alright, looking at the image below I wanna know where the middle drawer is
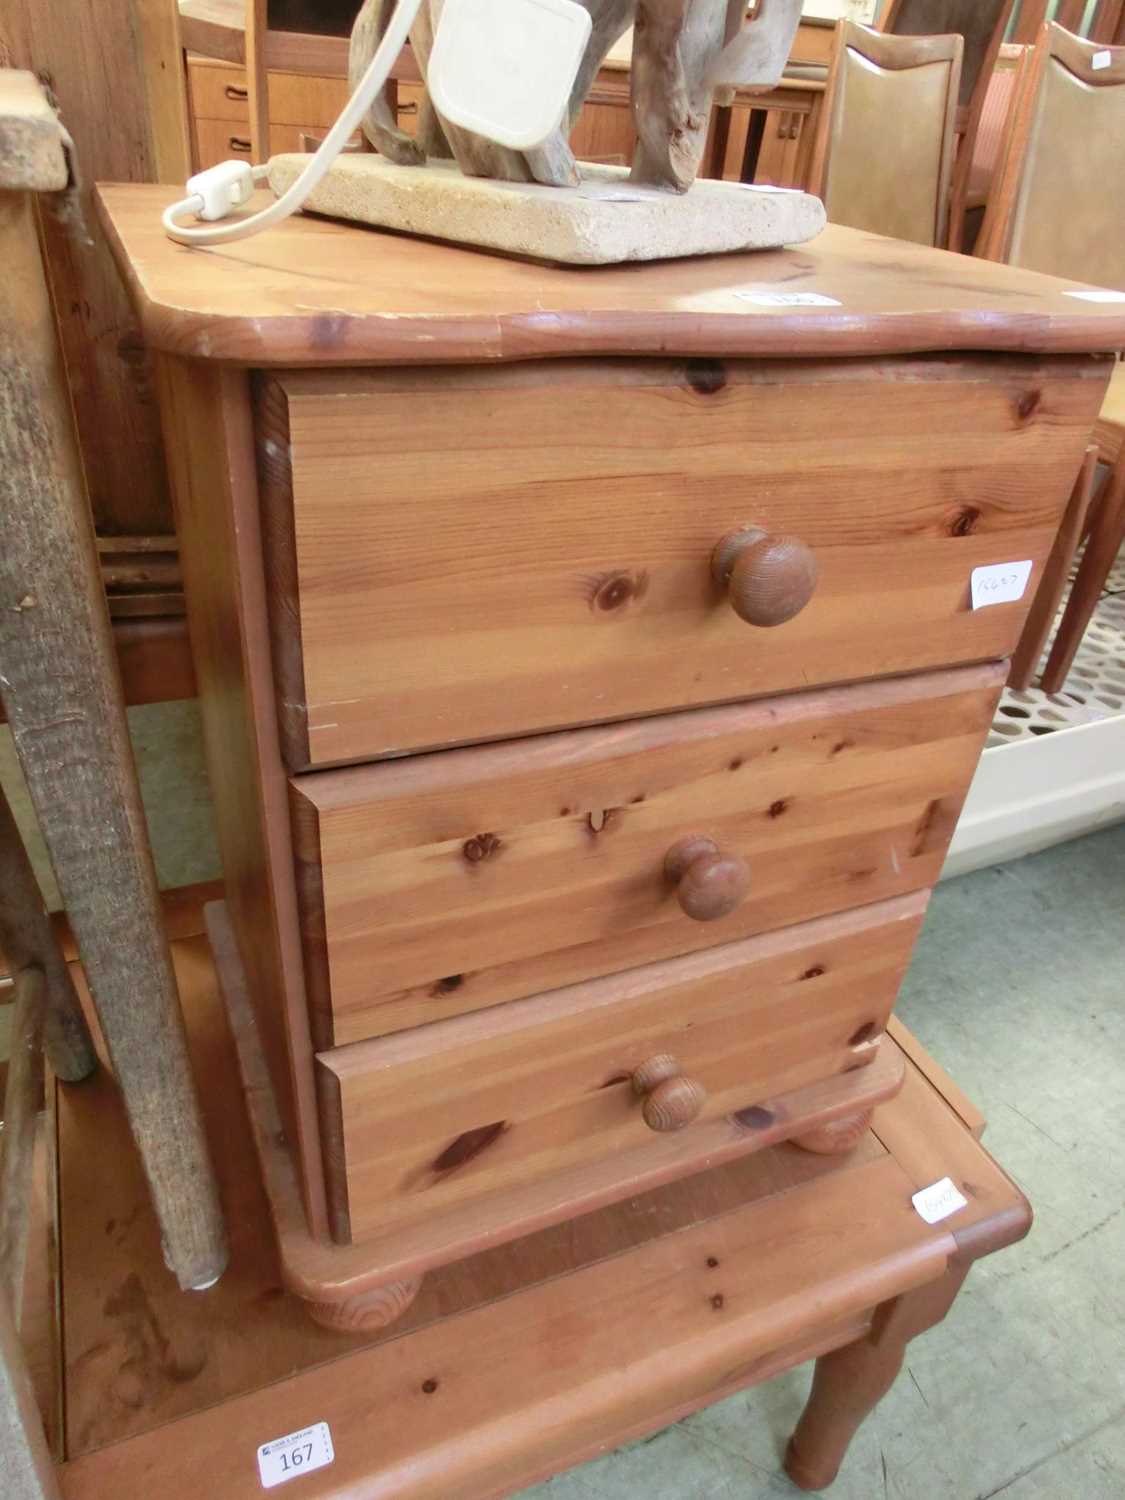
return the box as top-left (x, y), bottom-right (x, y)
top-left (291, 661), bottom-right (1001, 1046)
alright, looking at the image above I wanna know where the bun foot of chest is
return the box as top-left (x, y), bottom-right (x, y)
top-left (790, 1108), bottom-right (877, 1156)
top-left (306, 1274), bottom-right (423, 1333)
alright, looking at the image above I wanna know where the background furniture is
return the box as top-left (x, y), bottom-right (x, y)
top-left (1, 0), bottom-right (197, 707)
top-left (25, 900), bottom-right (1029, 1497)
top-left (100, 185), bottom-right (1121, 1334)
top-left (978, 25), bottom-right (1125, 691)
top-left (0, 71), bottom-right (226, 1295)
top-left (880, 0), bottom-right (1015, 248)
top-left (808, 22), bottom-right (962, 245)
top-left (957, 42), bottom-right (1027, 251)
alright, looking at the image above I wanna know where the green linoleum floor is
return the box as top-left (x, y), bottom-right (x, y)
top-left (518, 823), bottom-right (1125, 1500)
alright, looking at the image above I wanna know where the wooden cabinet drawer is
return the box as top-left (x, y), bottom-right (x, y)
top-left (396, 80), bottom-right (423, 135)
top-left (193, 118), bottom-right (310, 170)
top-left (257, 354), bottom-right (1097, 769)
top-left (291, 663), bottom-right (1001, 1046)
top-left (318, 892), bottom-right (927, 1245)
top-left (187, 61), bottom-right (348, 126)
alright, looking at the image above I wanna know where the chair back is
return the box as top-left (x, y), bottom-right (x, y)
top-left (966, 44), bottom-right (1028, 207)
top-left (882, 0), bottom-right (1012, 108)
top-left (977, 24), bottom-right (1125, 287)
top-left (810, 22), bottom-right (962, 247)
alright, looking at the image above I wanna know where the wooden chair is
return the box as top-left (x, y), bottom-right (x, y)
top-left (959, 43), bottom-right (1028, 248)
top-left (977, 25), bottom-right (1125, 691)
top-left (880, 0), bottom-right (1016, 249)
top-left (808, 22), bottom-right (962, 248)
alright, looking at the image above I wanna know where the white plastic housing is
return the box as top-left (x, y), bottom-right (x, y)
top-left (428, 0), bottom-right (593, 151)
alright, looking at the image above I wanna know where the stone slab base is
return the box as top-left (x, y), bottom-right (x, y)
top-left (268, 154), bottom-right (826, 265)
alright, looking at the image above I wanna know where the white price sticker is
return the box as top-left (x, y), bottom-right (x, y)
top-left (912, 1176), bottom-right (968, 1225)
top-left (1092, 49), bottom-right (1112, 69)
top-left (1065, 288), bottom-right (1125, 302)
top-left (735, 291), bottom-right (842, 307)
top-left (257, 1422), bottom-right (334, 1489)
top-left (970, 560), bottom-right (1032, 610)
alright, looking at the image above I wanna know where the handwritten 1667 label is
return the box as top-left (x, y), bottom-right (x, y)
top-left (257, 1422), bottom-right (334, 1489)
top-left (912, 1177), bottom-right (968, 1225)
top-left (970, 560), bottom-right (1032, 611)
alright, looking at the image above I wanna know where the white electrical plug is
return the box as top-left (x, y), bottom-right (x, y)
top-left (184, 160), bottom-right (257, 221)
top-left (428, 0), bottom-right (592, 150)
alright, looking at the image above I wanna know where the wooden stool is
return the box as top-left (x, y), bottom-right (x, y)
top-left (51, 911), bottom-right (1029, 1498)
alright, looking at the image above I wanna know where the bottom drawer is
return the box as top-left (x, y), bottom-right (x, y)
top-left (318, 891), bottom-right (928, 1245)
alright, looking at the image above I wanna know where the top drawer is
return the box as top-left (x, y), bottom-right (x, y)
top-left (256, 354), bottom-right (1101, 768)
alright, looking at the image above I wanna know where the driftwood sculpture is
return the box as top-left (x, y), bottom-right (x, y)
top-left (351, 0), bottom-right (804, 194)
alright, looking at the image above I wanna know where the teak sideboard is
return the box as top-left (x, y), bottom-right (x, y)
top-left (98, 186), bottom-right (1124, 1332)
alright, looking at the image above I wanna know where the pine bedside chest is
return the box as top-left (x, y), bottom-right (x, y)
top-left (99, 186), bottom-right (1124, 1331)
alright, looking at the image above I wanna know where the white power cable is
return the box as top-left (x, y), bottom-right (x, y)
top-left (162, 0), bottom-right (424, 246)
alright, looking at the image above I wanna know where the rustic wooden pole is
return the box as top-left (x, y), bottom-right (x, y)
top-left (0, 787), bottom-right (97, 1085)
top-left (0, 1281), bottom-right (60, 1500)
top-left (0, 968), bottom-right (46, 1317)
top-left (0, 72), bottom-right (227, 1291)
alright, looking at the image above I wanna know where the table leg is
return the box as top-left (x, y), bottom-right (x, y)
top-left (784, 1264), bottom-right (968, 1490)
top-left (0, 189), bottom-right (226, 1291)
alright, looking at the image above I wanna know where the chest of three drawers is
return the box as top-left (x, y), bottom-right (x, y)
top-left (115, 210), bottom-right (1115, 1331)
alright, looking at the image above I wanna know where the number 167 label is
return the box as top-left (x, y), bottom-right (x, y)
top-left (257, 1421), bottom-right (335, 1489)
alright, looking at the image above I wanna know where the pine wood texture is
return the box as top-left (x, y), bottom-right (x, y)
top-left (216, 895), bottom-right (907, 1293)
top-left (5, 7), bottom-right (174, 537)
top-left (318, 894), bottom-right (926, 1246)
top-left (96, 185), bottom-right (1125, 365)
top-left (153, 356), bottom-right (330, 1237)
top-left (263, 355), bottom-right (1101, 767)
top-left (56, 917), bottom-right (1031, 1500)
top-left (52, 920), bottom-right (878, 1455)
top-left (293, 665), bottom-right (999, 1045)
top-left (0, 189), bottom-right (224, 1292)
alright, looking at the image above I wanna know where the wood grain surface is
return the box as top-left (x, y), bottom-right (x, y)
top-left (6, 8), bottom-right (174, 536)
top-left (292, 664), bottom-right (1001, 1045)
top-left (57, 921), bottom-right (879, 1454)
top-left (56, 912), bottom-right (1030, 1500)
top-left (96, 185), bottom-right (1125, 365)
top-left (154, 356), bottom-right (329, 1236)
top-left (57, 926), bottom-right (1030, 1500)
top-left (264, 354), bottom-right (1102, 766)
top-left (319, 893), bottom-right (927, 1244)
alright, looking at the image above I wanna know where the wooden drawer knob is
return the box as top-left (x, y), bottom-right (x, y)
top-left (632, 1054), bottom-right (707, 1132)
top-left (712, 527), bottom-right (818, 627)
top-left (664, 835), bottom-right (750, 921)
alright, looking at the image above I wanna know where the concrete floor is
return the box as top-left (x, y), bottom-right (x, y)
top-left (520, 823), bottom-right (1125, 1500)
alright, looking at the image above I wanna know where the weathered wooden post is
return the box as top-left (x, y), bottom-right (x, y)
top-left (0, 70), bottom-right (227, 1293)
